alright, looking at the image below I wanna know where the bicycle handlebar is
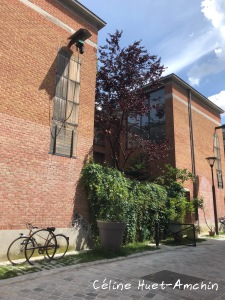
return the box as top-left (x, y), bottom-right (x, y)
top-left (26, 223), bottom-right (38, 230)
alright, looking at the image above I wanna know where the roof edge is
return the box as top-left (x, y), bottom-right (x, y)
top-left (163, 73), bottom-right (224, 114)
top-left (56, 0), bottom-right (106, 31)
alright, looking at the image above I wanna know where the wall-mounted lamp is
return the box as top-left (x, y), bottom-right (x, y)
top-left (205, 156), bottom-right (219, 235)
top-left (68, 28), bottom-right (92, 54)
top-left (215, 124), bottom-right (225, 130)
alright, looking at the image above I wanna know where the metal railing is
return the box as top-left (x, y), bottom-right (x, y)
top-left (155, 222), bottom-right (197, 247)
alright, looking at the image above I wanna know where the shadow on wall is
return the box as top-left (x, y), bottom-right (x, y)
top-left (39, 47), bottom-right (73, 99)
top-left (71, 147), bottom-right (94, 250)
top-left (70, 212), bottom-right (93, 251)
top-left (39, 55), bottom-right (57, 100)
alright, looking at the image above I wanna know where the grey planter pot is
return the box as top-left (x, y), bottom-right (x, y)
top-left (97, 221), bottom-right (126, 251)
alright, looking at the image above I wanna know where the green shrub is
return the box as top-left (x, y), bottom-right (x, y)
top-left (130, 181), bottom-right (167, 241)
top-left (82, 163), bottom-right (133, 244)
top-left (81, 162), bottom-right (168, 245)
top-left (81, 162), bottom-right (194, 245)
top-left (164, 178), bottom-right (194, 223)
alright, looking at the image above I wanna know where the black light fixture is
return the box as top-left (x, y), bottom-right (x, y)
top-left (68, 28), bottom-right (92, 54)
top-left (215, 124), bottom-right (225, 130)
top-left (205, 156), bottom-right (219, 235)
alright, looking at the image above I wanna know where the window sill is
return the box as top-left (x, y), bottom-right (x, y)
top-left (49, 152), bottom-right (76, 159)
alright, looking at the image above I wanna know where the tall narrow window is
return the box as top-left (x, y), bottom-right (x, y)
top-left (214, 134), bottom-right (223, 189)
top-left (50, 49), bottom-right (81, 157)
top-left (223, 128), bottom-right (225, 152)
top-left (127, 87), bottom-right (166, 147)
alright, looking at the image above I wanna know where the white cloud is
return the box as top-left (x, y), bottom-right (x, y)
top-left (188, 51), bottom-right (225, 86)
top-left (163, 31), bottom-right (217, 76)
top-left (188, 77), bottom-right (200, 86)
top-left (188, 0), bottom-right (225, 85)
top-left (215, 48), bottom-right (222, 54)
top-left (208, 90), bottom-right (225, 118)
top-left (201, 0), bottom-right (225, 39)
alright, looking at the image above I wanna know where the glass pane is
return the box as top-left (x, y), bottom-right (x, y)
top-left (128, 116), bottom-right (141, 135)
top-left (69, 59), bottom-right (80, 82)
top-left (71, 129), bottom-right (77, 157)
top-left (49, 124), bottom-right (56, 153)
top-left (55, 127), bottom-right (72, 156)
top-left (213, 134), bottom-right (222, 172)
top-left (74, 83), bottom-right (80, 103)
top-left (149, 124), bottom-right (166, 143)
top-left (150, 89), bottom-right (166, 123)
top-left (67, 80), bottom-right (75, 102)
top-left (141, 114), bottom-right (149, 139)
top-left (94, 129), bottom-right (104, 146)
top-left (149, 88), bottom-right (166, 142)
top-left (55, 75), bottom-right (68, 99)
top-left (67, 81), bottom-right (80, 103)
top-left (53, 97), bottom-right (66, 120)
top-left (66, 102), bottom-right (79, 125)
top-left (57, 54), bottom-right (69, 77)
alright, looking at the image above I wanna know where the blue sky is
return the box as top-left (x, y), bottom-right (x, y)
top-left (80, 0), bottom-right (225, 123)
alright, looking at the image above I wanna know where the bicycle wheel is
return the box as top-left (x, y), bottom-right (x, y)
top-left (47, 234), bottom-right (69, 259)
top-left (25, 229), bottom-right (57, 265)
top-left (7, 236), bottom-right (34, 265)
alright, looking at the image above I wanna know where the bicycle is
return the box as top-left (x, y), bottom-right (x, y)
top-left (25, 231), bottom-right (69, 264)
top-left (7, 223), bottom-right (69, 265)
top-left (24, 226), bottom-right (57, 265)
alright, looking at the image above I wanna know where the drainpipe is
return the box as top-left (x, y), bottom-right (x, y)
top-left (188, 89), bottom-right (198, 219)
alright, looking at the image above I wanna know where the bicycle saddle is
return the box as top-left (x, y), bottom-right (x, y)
top-left (47, 227), bottom-right (55, 232)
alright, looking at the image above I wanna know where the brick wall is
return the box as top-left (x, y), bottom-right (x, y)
top-left (170, 80), bottom-right (225, 228)
top-left (143, 77), bottom-right (225, 230)
top-left (0, 0), bottom-right (100, 230)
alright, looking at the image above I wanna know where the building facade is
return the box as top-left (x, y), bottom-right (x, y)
top-left (94, 74), bottom-right (225, 231)
top-left (223, 128), bottom-right (225, 152)
top-left (0, 0), bottom-right (105, 260)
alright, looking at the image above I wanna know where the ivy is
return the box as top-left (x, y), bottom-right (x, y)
top-left (81, 162), bottom-right (194, 245)
top-left (81, 162), bottom-right (169, 245)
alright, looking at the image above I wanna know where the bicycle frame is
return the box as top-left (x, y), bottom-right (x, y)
top-left (24, 228), bottom-right (57, 265)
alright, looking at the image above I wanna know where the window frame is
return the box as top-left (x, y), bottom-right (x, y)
top-left (49, 49), bottom-right (81, 158)
top-left (127, 87), bottom-right (166, 147)
top-left (213, 134), bottom-right (224, 189)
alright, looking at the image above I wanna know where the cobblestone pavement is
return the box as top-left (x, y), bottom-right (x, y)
top-left (0, 239), bottom-right (225, 300)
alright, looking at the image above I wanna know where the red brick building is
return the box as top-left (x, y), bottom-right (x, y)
top-left (0, 0), bottom-right (105, 259)
top-left (94, 74), bottom-right (225, 231)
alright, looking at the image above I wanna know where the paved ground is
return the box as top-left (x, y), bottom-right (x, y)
top-left (0, 238), bottom-right (225, 300)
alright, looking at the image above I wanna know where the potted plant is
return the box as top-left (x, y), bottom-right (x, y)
top-left (96, 196), bottom-right (129, 250)
top-left (82, 162), bottom-right (130, 250)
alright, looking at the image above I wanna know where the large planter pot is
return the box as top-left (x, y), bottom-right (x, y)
top-left (97, 221), bottom-right (126, 251)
